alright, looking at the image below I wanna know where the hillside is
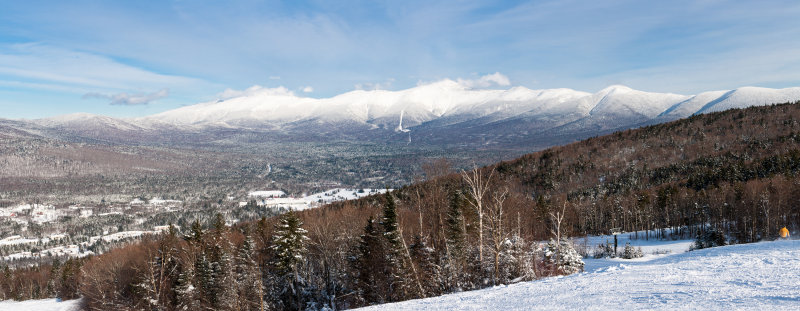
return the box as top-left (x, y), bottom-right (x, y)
top-left (358, 239), bottom-right (800, 311)
top-left (2, 101), bottom-right (800, 310)
top-left (364, 99), bottom-right (800, 243)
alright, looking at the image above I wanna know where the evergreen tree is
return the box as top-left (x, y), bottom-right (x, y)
top-left (380, 192), bottom-right (410, 302)
top-left (194, 252), bottom-right (215, 308)
top-left (236, 229), bottom-right (264, 311)
top-left (500, 235), bottom-right (534, 283)
top-left (271, 210), bottom-right (310, 311)
top-left (210, 242), bottom-right (237, 310)
top-left (58, 258), bottom-right (80, 300)
top-left (382, 192), bottom-right (402, 249)
top-left (542, 239), bottom-right (584, 276)
top-left (446, 190), bottom-right (466, 259)
top-left (594, 240), bottom-right (616, 258)
top-left (213, 213), bottom-right (227, 233)
top-left (694, 229), bottom-right (727, 249)
top-left (353, 217), bottom-right (387, 304)
top-left (621, 242), bottom-right (644, 259)
top-left (207, 215), bottom-right (237, 311)
top-left (46, 259), bottom-right (61, 298)
top-left (175, 260), bottom-right (201, 311)
top-left (188, 220), bottom-right (204, 243)
top-left (444, 190), bottom-right (466, 291)
top-left (409, 235), bottom-right (443, 297)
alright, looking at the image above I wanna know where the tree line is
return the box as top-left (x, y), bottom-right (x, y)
top-left (3, 101), bottom-right (800, 309)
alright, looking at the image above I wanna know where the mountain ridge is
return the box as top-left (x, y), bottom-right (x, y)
top-left (8, 82), bottom-right (800, 149)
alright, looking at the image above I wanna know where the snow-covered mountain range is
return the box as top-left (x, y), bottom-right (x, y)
top-left (19, 81), bottom-right (800, 147)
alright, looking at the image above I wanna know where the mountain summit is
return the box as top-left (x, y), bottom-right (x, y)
top-left (25, 83), bottom-right (800, 148)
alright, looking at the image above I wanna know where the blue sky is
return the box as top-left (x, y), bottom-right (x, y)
top-left (2, 0), bottom-right (800, 119)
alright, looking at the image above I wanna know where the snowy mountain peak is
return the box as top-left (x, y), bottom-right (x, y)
top-left (27, 83), bottom-right (800, 147)
top-left (39, 112), bottom-right (105, 123)
top-left (693, 86), bottom-right (800, 115)
top-left (140, 83), bottom-right (800, 134)
top-left (597, 84), bottom-right (634, 95)
top-left (589, 86), bottom-right (689, 119)
top-left (35, 112), bottom-right (145, 131)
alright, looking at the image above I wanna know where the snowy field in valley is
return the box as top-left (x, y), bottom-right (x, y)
top-left (0, 298), bottom-right (81, 311)
top-left (358, 239), bottom-right (800, 310)
top-left (302, 188), bottom-right (390, 204)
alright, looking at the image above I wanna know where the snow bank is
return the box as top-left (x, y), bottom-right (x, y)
top-left (358, 240), bottom-right (800, 310)
top-left (0, 298), bottom-right (81, 311)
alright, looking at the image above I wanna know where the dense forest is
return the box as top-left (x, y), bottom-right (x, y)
top-left (2, 101), bottom-right (800, 310)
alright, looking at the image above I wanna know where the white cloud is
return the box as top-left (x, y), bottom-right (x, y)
top-left (302, 86), bottom-right (314, 93)
top-left (83, 88), bottom-right (169, 106)
top-left (456, 72), bottom-right (511, 88)
top-left (0, 42), bottom-right (220, 112)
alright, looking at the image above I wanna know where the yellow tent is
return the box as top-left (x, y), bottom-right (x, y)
top-left (780, 227), bottom-right (790, 238)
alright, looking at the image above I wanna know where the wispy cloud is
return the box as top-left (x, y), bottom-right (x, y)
top-left (2, 0), bottom-right (800, 118)
top-left (83, 88), bottom-right (169, 106)
top-left (457, 72), bottom-right (510, 88)
top-left (355, 78), bottom-right (395, 91)
top-left (0, 43), bottom-right (210, 91)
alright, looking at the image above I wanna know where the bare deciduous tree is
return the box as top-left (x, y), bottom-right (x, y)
top-left (487, 188), bottom-right (508, 285)
top-left (461, 165), bottom-right (495, 265)
top-left (549, 201), bottom-right (568, 267)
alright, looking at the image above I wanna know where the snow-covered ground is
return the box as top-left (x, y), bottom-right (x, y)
top-left (0, 298), bottom-right (81, 311)
top-left (358, 239), bottom-right (800, 310)
top-left (243, 188), bottom-right (389, 211)
top-left (303, 188), bottom-right (390, 204)
top-left (579, 230), bottom-right (694, 253)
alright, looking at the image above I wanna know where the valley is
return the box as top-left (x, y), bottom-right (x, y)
top-left (2, 98), bottom-right (800, 310)
top-left (3, 2), bottom-right (800, 310)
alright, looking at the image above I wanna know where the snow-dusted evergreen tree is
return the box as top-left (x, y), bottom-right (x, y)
top-left (621, 242), bottom-right (644, 259)
top-left (593, 240), bottom-right (616, 258)
top-left (194, 252), bottom-right (214, 308)
top-left (381, 192), bottom-right (402, 250)
top-left (353, 217), bottom-right (388, 304)
top-left (409, 234), bottom-right (443, 297)
top-left (271, 210), bottom-right (309, 310)
top-left (500, 235), bottom-right (535, 283)
top-left (46, 259), bottom-right (60, 298)
top-left (236, 229), bottom-right (264, 311)
top-left (209, 214), bottom-right (237, 310)
top-left (380, 191), bottom-right (410, 302)
top-left (542, 239), bottom-right (584, 275)
top-left (188, 220), bottom-right (203, 243)
top-left (174, 261), bottom-right (201, 311)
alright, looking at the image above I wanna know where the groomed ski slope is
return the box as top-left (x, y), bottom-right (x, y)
top-left (0, 298), bottom-right (81, 311)
top-left (358, 239), bottom-right (800, 310)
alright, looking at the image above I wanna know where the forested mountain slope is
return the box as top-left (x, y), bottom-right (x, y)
top-left (3, 101), bottom-right (800, 310)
